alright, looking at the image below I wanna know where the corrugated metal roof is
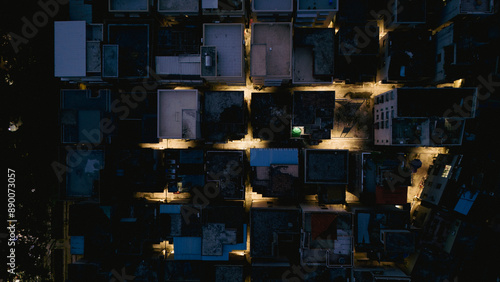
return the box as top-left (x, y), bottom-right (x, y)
top-left (71, 236), bottom-right (84, 255)
top-left (55, 21), bottom-right (86, 77)
top-left (156, 56), bottom-right (201, 75)
top-left (160, 204), bottom-right (182, 214)
top-left (250, 148), bottom-right (299, 166)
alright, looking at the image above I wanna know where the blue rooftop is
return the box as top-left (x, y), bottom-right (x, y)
top-left (250, 148), bottom-right (299, 167)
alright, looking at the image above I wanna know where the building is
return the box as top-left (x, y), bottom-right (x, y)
top-left (419, 154), bottom-right (463, 206)
top-left (295, 0), bottom-right (338, 27)
top-left (353, 205), bottom-right (413, 262)
top-left (378, 30), bottom-right (433, 83)
top-left (205, 151), bottom-right (245, 200)
top-left (251, 92), bottom-right (293, 141)
top-left (250, 23), bottom-right (292, 86)
top-left (203, 91), bottom-right (246, 142)
top-left (60, 89), bottom-right (111, 144)
top-left (435, 0), bottom-right (495, 27)
top-left (434, 22), bottom-right (493, 84)
top-left (201, 0), bottom-right (245, 19)
top-left (164, 149), bottom-right (205, 193)
top-left (155, 26), bottom-right (203, 84)
top-left (54, 21), bottom-right (106, 82)
top-left (108, 0), bottom-right (150, 14)
top-left (337, 23), bottom-right (379, 83)
top-left (201, 24), bottom-right (245, 85)
top-left (158, 0), bottom-right (199, 16)
top-left (359, 152), bottom-right (411, 205)
top-left (304, 149), bottom-right (349, 185)
top-left (373, 87), bottom-right (477, 146)
top-left (251, 0), bottom-right (293, 22)
top-left (250, 148), bottom-right (299, 198)
top-left (293, 28), bottom-right (334, 84)
top-left (384, 0), bottom-right (426, 30)
top-left (250, 200), bottom-right (301, 261)
top-left (299, 203), bottom-right (353, 267)
top-left (160, 203), bottom-right (247, 261)
top-left (157, 89), bottom-right (201, 140)
top-left (100, 149), bottom-right (165, 201)
top-left (292, 91), bottom-right (335, 140)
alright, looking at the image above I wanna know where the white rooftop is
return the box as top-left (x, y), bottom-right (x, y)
top-left (203, 24), bottom-right (244, 77)
top-left (54, 21), bottom-right (86, 77)
top-left (156, 56), bottom-right (201, 75)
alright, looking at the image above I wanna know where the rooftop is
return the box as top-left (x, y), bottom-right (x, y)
top-left (108, 0), bottom-right (149, 12)
top-left (155, 55), bottom-right (201, 76)
top-left (252, 0), bottom-right (292, 11)
top-left (250, 202), bottom-right (300, 258)
top-left (203, 91), bottom-right (246, 142)
top-left (202, 0), bottom-right (243, 11)
top-left (251, 92), bottom-right (292, 141)
top-left (206, 151), bottom-right (244, 199)
top-left (293, 28), bottom-right (334, 83)
top-left (157, 90), bottom-right (200, 139)
top-left (384, 31), bottom-right (433, 82)
top-left (396, 88), bottom-right (477, 118)
top-left (293, 91), bottom-right (335, 139)
top-left (158, 0), bottom-right (199, 13)
top-left (203, 24), bottom-right (244, 77)
top-left (66, 150), bottom-right (103, 198)
top-left (60, 89), bottom-right (110, 143)
top-left (54, 21), bottom-right (86, 77)
top-left (298, 0), bottom-right (338, 11)
top-left (305, 150), bottom-right (348, 184)
top-left (251, 23), bottom-right (292, 78)
top-left (355, 207), bottom-right (409, 255)
top-left (250, 149), bottom-right (299, 197)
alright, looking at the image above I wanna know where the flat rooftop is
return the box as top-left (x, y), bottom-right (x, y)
top-left (157, 90), bottom-right (200, 139)
top-left (293, 91), bottom-right (335, 125)
top-left (66, 150), bottom-right (103, 197)
top-left (158, 0), bottom-right (199, 12)
top-left (203, 91), bottom-right (245, 142)
top-left (251, 92), bottom-right (292, 140)
top-left (305, 150), bottom-right (348, 184)
top-left (396, 88), bottom-right (476, 118)
top-left (251, 23), bottom-right (292, 77)
top-left (108, 0), bottom-right (149, 11)
top-left (252, 0), bottom-right (292, 11)
top-left (54, 21), bottom-right (86, 77)
top-left (206, 151), bottom-right (244, 199)
top-left (294, 28), bottom-right (334, 83)
top-left (298, 0), bottom-right (338, 11)
top-left (250, 205), bottom-right (300, 258)
top-left (203, 24), bottom-right (244, 77)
